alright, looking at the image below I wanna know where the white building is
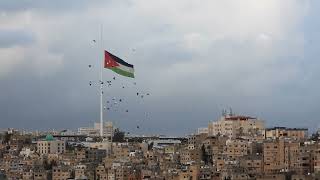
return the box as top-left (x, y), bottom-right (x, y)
top-left (37, 134), bottom-right (66, 155)
top-left (78, 121), bottom-right (113, 137)
top-left (20, 147), bottom-right (34, 157)
top-left (197, 127), bottom-right (209, 135)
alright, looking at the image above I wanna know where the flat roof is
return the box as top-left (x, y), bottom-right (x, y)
top-left (266, 127), bottom-right (308, 131)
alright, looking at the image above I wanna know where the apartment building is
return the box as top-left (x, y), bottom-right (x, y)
top-left (36, 134), bottom-right (65, 155)
top-left (265, 127), bottom-right (308, 140)
top-left (52, 166), bottom-right (71, 180)
top-left (263, 140), bottom-right (285, 174)
top-left (208, 115), bottom-right (264, 138)
top-left (224, 139), bottom-right (251, 160)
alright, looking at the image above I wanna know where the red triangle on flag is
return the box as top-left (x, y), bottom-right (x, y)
top-left (104, 51), bottom-right (119, 68)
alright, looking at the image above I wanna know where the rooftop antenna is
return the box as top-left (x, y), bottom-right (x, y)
top-left (229, 107), bottom-right (233, 116)
top-left (222, 109), bottom-right (227, 117)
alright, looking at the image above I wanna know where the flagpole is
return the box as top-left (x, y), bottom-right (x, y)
top-left (100, 25), bottom-right (104, 138)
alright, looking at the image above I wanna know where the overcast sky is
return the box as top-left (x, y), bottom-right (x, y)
top-left (1, 0), bottom-right (319, 136)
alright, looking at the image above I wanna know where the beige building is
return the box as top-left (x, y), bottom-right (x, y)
top-left (263, 139), bottom-right (315, 175)
top-left (265, 127), bottom-right (308, 140)
top-left (180, 146), bottom-right (202, 165)
top-left (78, 121), bottom-right (114, 137)
top-left (96, 165), bottom-right (108, 180)
top-left (33, 167), bottom-right (48, 180)
top-left (52, 166), bottom-right (71, 180)
top-left (291, 174), bottom-right (313, 180)
top-left (164, 145), bottom-right (176, 154)
top-left (263, 140), bottom-right (285, 174)
top-left (113, 144), bottom-right (130, 160)
top-left (224, 139), bottom-right (251, 160)
top-left (256, 174), bottom-right (286, 180)
top-left (36, 134), bottom-right (65, 155)
top-left (314, 145), bottom-right (320, 173)
top-left (208, 115), bottom-right (264, 138)
top-left (22, 170), bottom-right (33, 180)
top-left (284, 142), bottom-right (314, 174)
top-left (240, 155), bottom-right (263, 175)
top-left (177, 165), bottom-right (199, 180)
top-left (202, 136), bottom-right (227, 165)
top-left (188, 133), bottom-right (207, 149)
top-left (75, 164), bottom-right (87, 179)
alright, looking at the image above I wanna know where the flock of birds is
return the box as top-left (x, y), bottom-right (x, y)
top-left (87, 64), bottom-right (151, 130)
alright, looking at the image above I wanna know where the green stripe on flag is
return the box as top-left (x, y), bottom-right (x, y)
top-left (108, 67), bottom-right (135, 78)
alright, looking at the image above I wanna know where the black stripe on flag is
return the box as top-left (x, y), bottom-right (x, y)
top-left (105, 51), bottom-right (134, 68)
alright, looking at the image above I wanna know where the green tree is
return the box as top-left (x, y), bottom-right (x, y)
top-left (3, 133), bottom-right (11, 144)
top-left (201, 144), bottom-right (209, 164)
top-left (113, 128), bottom-right (125, 142)
top-left (148, 142), bottom-right (154, 150)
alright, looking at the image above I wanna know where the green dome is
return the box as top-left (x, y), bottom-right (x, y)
top-left (45, 134), bottom-right (54, 141)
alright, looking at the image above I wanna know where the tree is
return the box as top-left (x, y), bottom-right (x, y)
top-left (3, 132), bottom-right (11, 144)
top-left (66, 142), bottom-right (75, 151)
top-left (148, 142), bottom-right (154, 150)
top-left (311, 132), bottom-right (320, 141)
top-left (44, 159), bottom-right (57, 170)
top-left (113, 128), bottom-right (125, 142)
top-left (201, 144), bottom-right (209, 164)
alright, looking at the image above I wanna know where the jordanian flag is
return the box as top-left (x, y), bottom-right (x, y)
top-left (104, 50), bottom-right (134, 78)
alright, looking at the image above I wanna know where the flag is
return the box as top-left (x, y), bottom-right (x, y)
top-left (104, 50), bottom-right (134, 78)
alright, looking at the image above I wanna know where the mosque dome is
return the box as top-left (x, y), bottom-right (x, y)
top-left (45, 134), bottom-right (54, 141)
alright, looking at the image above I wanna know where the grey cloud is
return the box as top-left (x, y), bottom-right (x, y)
top-left (0, 0), bottom-right (105, 13)
top-left (0, 29), bottom-right (35, 48)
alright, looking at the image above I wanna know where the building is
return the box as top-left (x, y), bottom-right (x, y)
top-left (197, 128), bottom-right (208, 135)
top-left (33, 167), bottom-right (48, 180)
top-left (314, 144), bottom-right (320, 173)
top-left (52, 166), bottom-right (71, 180)
top-left (113, 144), bottom-right (130, 160)
top-left (224, 139), bottom-right (251, 160)
top-left (265, 127), bottom-right (308, 140)
top-left (75, 164), bottom-right (87, 179)
top-left (180, 146), bottom-right (202, 165)
top-left (78, 121), bottom-right (114, 137)
top-left (36, 134), bottom-right (65, 155)
top-left (263, 139), bottom-right (285, 174)
top-left (239, 155), bottom-right (263, 175)
top-left (188, 133), bottom-right (207, 149)
top-left (208, 114), bottom-right (264, 138)
top-left (202, 136), bottom-right (227, 165)
top-left (95, 165), bottom-right (107, 180)
top-left (85, 148), bottom-right (107, 163)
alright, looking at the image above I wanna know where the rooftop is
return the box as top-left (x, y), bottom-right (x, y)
top-left (266, 127), bottom-right (308, 131)
top-left (224, 115), bottom-right (256, 121)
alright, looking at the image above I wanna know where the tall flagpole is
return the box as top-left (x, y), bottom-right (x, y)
top-left (100, 25), bottom-right (104, 138)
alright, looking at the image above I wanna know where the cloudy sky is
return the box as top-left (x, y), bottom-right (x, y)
top-left (1, 0), bottom-right (319, 136)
